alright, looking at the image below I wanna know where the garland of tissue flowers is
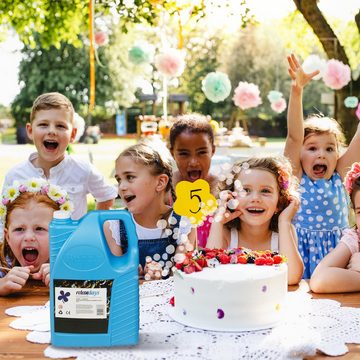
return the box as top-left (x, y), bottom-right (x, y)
top-left (0, 178), bottom-right (73, 223)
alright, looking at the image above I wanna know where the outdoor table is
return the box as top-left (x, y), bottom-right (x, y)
top-left (0, 280), bottom-right (359, 360)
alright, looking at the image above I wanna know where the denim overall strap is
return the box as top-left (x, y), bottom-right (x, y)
top-left (119, 212), bottom-right (181, 269)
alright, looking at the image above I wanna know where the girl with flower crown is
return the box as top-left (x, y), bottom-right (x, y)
top-left (285, 54), bottom-right (360, 278)
top-left (206, 155), bottom-right (304, 285)
top-left (310, 163), bottom-right (360, 293)
top-left (0, 178), bottom-right (72, 296)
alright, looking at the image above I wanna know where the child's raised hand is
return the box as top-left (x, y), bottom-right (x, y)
top-left (216, 190), bottom-right (242, 224)
top-left (278, 196), bottom-right (300, 223)
top-left (32, 263), bottom-right (50, 287)
top-left (0, 266), bottom-right (33, 296)
top-left (287, 54), bottom-right (320, 92)
top-left (347, 252), bottom-right (360, 272)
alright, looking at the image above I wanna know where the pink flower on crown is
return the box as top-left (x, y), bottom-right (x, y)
top-left (41, 184), bottom-right (49, 195)
top-left (278, 168), bottom-right (290, 191)
top-left (19, 184), bottom-right (27, 193)
top-left (344, 162), bottom-right (360, 194)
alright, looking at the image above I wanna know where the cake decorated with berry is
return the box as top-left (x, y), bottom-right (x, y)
top-left (171, 248), bottom-right (287, 331)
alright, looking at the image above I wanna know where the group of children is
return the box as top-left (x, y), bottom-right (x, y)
top-left (1, 54), bottom-right (359, 296)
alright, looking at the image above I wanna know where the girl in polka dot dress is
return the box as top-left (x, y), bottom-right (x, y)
top-left (310, 162), bottom-right (360, 293)
top-left (104, 143), bottom-right (195, 281)
top-left (285, 54), bottom-right (360, 278)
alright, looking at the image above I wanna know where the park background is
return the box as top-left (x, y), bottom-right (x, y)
top-left (0, 0), bottom-right (359, 201)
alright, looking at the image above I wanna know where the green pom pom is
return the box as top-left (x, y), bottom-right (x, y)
top-left (201, 72), bottom-right (231, 103)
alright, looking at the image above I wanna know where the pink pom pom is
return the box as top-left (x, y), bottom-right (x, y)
top-left (271, 98), bottom-right (287, 113)
top-left (94, 31), bottom-right (108, 46)
top-left (323, 59), bottom-right (351, 90)
top-left (155, 49), bottom-right (185, 77)
top-left (2, 198), bottom-right (9, 205)
top-left (233, 82), bottom-right (262, 110)
top-left (356, 103), bottom-right (360, 121)
top-left (58, 197), bottom-right (66, 205)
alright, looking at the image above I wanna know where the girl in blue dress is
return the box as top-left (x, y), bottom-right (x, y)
top-left (104, 142), bottom-right (195, 280)
top-left (285, 54), bottom-right (360, 278)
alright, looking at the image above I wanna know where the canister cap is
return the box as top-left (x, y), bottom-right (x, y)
top-left (53, 210), bottom-right (71, 219)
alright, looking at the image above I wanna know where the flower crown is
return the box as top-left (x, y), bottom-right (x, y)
top-left (344, 162), bottom-right (360, 195)
top-left (0, 178), bottom-right (73, 223)
top-left (278, 168), bottom-right (290, 192)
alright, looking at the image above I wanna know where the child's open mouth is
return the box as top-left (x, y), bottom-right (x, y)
top-left (22, 247), bottom-right (39, 264)
top-left (246, 207), bottom-right (265, 214)
top-left (187, 170), bottom-right (201, 181)
top-left (313, 164), bottom-right (327, 177)
top-left (124, 194), bottom-right (136, 204)
top-left (44, 140), bottom-right (59, 150)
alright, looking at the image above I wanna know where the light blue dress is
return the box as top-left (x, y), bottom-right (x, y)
top-left (294, 172), bottom-right (349, 278)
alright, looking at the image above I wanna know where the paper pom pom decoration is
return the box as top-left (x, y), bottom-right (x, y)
top-left (267, 90), bottom-right (287, 113)
top-left (302, 55), bottom-right (326, 80)
top-left (128, 43), bottom-right (154, 65)
top-left (155, 48), bottom-right (185, 78)
top-left (233, 81), bottom-right (262, 110)
top-left (271, 98), bottom-right (287, 113)
top-left (344, 96), bottom-right (358, 108)
top-left (94, 31), bottom-right (108, 46)
top-left (356, 103), bottom-right (360, 120)
top-left (73, 113), bottom-right (85, 142)
top-left (267, 90), bottom-right (283, 103)
top-left (323, 59), bottom-right (351, 90)
top-left (202, 72), bottom-right (231, 103)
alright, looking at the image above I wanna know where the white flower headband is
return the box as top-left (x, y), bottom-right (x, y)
top-left (0, 178), bottom-right (73, 224)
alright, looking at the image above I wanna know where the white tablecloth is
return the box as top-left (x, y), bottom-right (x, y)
top-left (6, 279), bottom-right (360, 359)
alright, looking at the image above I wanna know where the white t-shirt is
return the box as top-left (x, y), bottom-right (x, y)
top-left (108, 212), bottom-right (192, 245)
top-left (229, 228), bottom-right (279, 252)
top-left (3, 152), bottom-right (117, 220)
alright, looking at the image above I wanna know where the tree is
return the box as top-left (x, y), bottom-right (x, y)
top-left (292, 0), bottom-right (360, 143)
top-left (11, 36), bottom-right (113, 128)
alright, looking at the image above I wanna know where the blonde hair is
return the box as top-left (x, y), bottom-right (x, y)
top-left (218, 155), bottom-right (299, 232)
top-left (304, 115), bottom-right (346, 148)
top-left (30, 92), bottom-right (74, 124)
top-left (0, 192), bottom-right (59, 269)
top-left (117, 142), bottom-right (175, 201)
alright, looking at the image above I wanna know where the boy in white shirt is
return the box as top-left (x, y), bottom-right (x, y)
top-left (2, 92), bottom-right (117, 220)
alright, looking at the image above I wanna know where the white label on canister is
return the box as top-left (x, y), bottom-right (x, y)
top-left (55, 287), bottom-right (107, 319)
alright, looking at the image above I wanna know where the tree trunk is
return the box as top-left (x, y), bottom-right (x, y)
top-left (293, 0), bottom-right (360, 144)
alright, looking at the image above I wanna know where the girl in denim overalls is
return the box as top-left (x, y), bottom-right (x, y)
top-left (104, 143), bottom-right (195, 280)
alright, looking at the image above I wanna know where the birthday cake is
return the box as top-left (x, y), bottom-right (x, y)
top-left (171, 248), bottom-right (287, 331)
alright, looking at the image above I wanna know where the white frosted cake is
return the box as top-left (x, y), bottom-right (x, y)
top-left (171, 248), bottom-right (287, 331)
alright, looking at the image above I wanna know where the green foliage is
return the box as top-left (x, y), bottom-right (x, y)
top-left (178, 30), bottom-right (221, 115)
top-left (0, 104), bottom-right (11, 119)
top-left (11, 36), bottom-right (113, 126)
top-left (0, 0), bottom-right (89, 48)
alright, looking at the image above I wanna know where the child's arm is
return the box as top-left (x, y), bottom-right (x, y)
top-left (284, 54), bottom-right (320, 179)
top-left (32, 263), bottom-right (50, 286)
top-left (347, 252), bottom-right (360, 272)
top-left (310, 243), bottom-right (360, 293)
top-left (337, 121), bottom-right (360, 179)
top-left (206, 200), bottom-right (241, 249)
top-left (278, 197), bottom-right (304, 285)
top-left (96, 199), bottom-right (115, 210)
top-left (206, 221), bottom-right (227, 249)
top-left (103, 221), bottom-right (123, 256)
top-left (0, 266), bottom-right (32, 296)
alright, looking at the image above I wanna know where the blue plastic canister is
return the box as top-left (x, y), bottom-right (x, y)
top-left (49, 210), bottom-right (139, 347)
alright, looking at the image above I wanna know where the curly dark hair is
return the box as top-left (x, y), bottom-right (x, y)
top-left (169, 114), bottom-right (214, 150)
